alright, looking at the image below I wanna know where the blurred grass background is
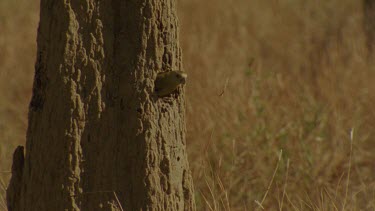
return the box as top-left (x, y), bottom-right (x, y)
top-left (1, 0), bottom-right (375, 210)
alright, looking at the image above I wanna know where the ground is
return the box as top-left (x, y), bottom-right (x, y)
top-left (1, 0), bottom-right (375, 210)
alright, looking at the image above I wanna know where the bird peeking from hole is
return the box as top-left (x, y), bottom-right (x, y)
top-left (154, 70), bottom-right (187, 97)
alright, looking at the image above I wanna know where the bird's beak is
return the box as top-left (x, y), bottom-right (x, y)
top-left (181, 73), bottom-right (187, 84)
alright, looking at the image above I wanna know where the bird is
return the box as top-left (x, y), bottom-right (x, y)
top-left (154, 70), bottom-right (187, 97)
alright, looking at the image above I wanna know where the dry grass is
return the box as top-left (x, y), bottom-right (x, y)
top-left (1, 0), bottom-right (375, 210)
top-left (0, 0), bottom-right (39, 208)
